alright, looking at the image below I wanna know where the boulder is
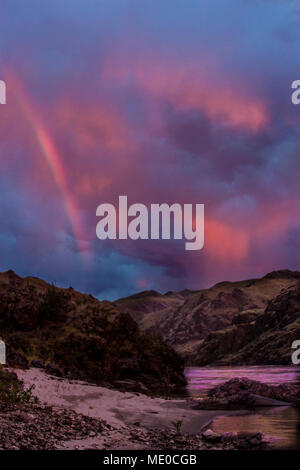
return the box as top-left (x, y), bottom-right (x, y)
top-left (208, 377), bottom-right (298, 403)
top-left (202, 429), bottom-right (222, 442)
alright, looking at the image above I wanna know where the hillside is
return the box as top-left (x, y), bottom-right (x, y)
top-left (198, 281), bottom-right (300, 366)
top-left (0, 270), bottom-right (186, 395)
top-left (2, 269), bottom-right (299, 374)
top-left (116, 270), bottom-right (300, 365)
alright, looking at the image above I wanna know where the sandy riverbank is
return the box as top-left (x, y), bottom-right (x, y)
top-left (14, 368), bottom-right (237, 449)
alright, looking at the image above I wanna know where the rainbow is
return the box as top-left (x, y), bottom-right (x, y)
top-left (8, 71), bottom-right (89, 262)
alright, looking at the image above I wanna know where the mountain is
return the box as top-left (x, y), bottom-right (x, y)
top-left (115, 270), bottom-right (300, 365)
top-left (0, 270), bottom-right (186, 395)
top-left (2, 268), bottom-right (299, 377)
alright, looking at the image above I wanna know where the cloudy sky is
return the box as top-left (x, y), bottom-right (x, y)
top-left (1, 0), bottom-right (300, 299)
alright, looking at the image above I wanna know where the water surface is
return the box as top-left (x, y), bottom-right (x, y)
top-left (185, 366), bottom-right (300, 449)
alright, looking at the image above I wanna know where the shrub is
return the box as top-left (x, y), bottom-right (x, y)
top-left (0, 368), bottom-right (38, 405)
top-left (171, 420), bottom-right (183, 434)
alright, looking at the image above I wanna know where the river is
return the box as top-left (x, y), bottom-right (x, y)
top-left (185, 366), bottom-right (300, 449)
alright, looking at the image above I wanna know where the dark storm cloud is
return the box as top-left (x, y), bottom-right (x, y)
top-left (1, 0), bottom-right (300, 298)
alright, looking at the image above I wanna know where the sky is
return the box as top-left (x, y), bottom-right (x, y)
top-left (1, 0), bottom-right (300, 299)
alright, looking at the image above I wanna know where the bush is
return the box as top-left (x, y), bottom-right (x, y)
top-left (0, 368), bottom-right (37, 405)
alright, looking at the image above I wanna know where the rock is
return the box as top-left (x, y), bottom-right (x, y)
top-left (30, 360), bottom-right (45, 369)
top-left (221, 431), bottom-right (237, 439)
top-left (45, 364), bottom-right (63, 378)
top-left (207, 377), bottom-right (298, 405)
top-left (114, 380), bottom-right (150, 394)
top-left (0, 401), bottom-right (107, 449)
top-left (248, 393), bottom-right (291, 407)
top-left (195, 377), bottom-right (297, 410)
top-left (202, 429), bottom-right (222, 442)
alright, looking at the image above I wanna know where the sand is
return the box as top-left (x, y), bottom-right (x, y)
top-left (14, 368), bottom-right (230, 449)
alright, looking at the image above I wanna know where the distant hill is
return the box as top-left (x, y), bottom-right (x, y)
top-left (115, 270), bottom-right (300, 365)
top-left (2, 268), bottom-right (299, 377)
top-left (0, 270), bottom-right (186, 395)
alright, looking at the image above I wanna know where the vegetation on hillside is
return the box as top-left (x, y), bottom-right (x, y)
top-left (0, 270), bottom-right (186, 396)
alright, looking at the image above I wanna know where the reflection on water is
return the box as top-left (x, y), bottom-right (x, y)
top-left (211, 407), bottom-right (299, 449)
top-left (185, 366), bottom-right (300, 449)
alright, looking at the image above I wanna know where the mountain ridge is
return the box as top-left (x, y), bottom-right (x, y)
top-left (115, 269), bottom-right (300, 365)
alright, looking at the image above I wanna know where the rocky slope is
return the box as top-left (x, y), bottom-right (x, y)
top-left (116, 270), bottom-right (300, 365)
top-left (194, 281), bottom-right (300, 365)
top-left (0, 270), bottom-right (186, 395)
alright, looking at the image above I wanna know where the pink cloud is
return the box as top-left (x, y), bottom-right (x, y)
top-left (103, 54), bottom-right (268, 132)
